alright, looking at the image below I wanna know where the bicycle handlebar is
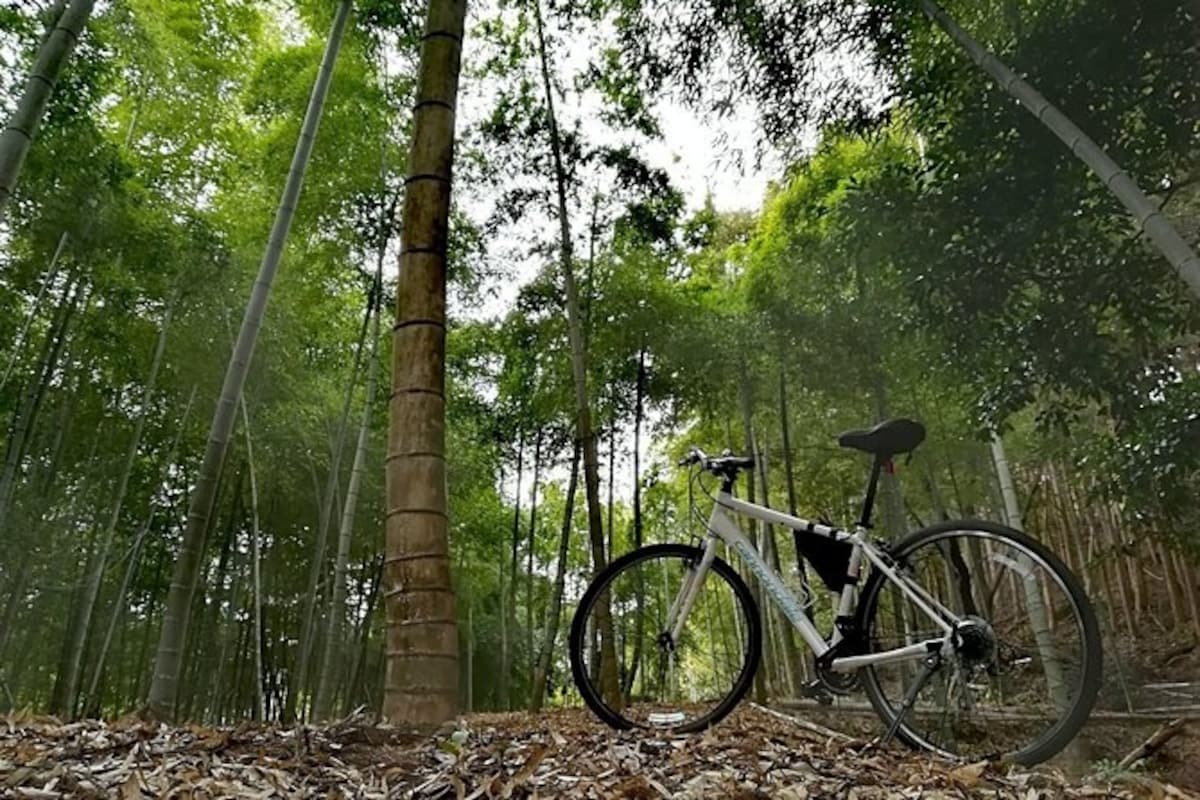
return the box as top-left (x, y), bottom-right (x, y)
top-left (678, 446), bottom-right (755, 477)
top-left (677, 446), bottom-right (709, 467)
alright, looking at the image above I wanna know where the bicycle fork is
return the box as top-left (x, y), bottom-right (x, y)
top-left (665, 534), bottom-right (720, 648)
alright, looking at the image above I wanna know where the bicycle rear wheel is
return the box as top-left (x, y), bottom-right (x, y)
top-left (569, 543), bottom-right (761, 732)
top-left (858, 520), bottom-right (1102, 765)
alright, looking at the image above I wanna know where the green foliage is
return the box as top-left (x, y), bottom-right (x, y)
top-left (1, 0), bottom-right (1198, 728)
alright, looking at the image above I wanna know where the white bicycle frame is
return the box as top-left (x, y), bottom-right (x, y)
top-left (666, 487), bottom-right (960, 673)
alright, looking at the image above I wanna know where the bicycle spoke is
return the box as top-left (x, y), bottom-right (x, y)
top-left (861, 525), bottom-right (1100, 764)
top-left (570, 544), bottom-right (760, 733)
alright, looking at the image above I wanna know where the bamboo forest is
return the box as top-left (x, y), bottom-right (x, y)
top-left (1, 0), bottom-right (1199, 796)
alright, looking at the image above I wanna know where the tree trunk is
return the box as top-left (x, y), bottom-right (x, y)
top-left (531, 0), bottom-right (619, 709)
top-left (737, 371), bottom-right (769, 704)
top-left (347, 555), bottom-right (382, 710)
top-left (778, 364), bottom-right (808, 581)
top-left (145, 0), bottom-right (351, 720)
top-left (82, 385), bottom-right (197, 717)
top-left (502, 431), bottom-right (523, 710)
top-left (621, 347), bottom-right (647, 697)
top-left (990, 435), bottom-right (1071, 714)
top-left (0, 0), bottom-right (96, 224)
top-left (0, 276), bottom-right (80, 542)
top-left (383, 0), bottom-right (466, 726)
top-left (239, 394), bottom-right (267, 722)
top-left (756, 442), bottom-right (802, 698)
top-left (920, 0), bottom-right (1200, 301)
top-left (195, 466), bottom-right (244, 722)
top-left (526, 428), bottom-right (543, 702)
top-left (290, 260), bottom-right (376, 722)
top-left (871, 372), bottom-right (906, 540)
top-left (0, 231), bottom-right (68, 394)
top-left (530, 441), bottom-right (580, 712)
top-left (632, 348), bottom-right (645, 552)
top-left (606, 415), bottom-right (616, 560)
top-left (63, 294), bottom-right (176, 719)
top-left (314, 264), bottom-right (383, 721)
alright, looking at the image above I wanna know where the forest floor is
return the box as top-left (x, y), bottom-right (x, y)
top-left (2, 704), bottom-right (1197, 799)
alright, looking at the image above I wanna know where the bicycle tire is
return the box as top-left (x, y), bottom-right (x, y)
top-left (857, 519), bottom-right (1102, 765)
top-left (569, 543), bottom-right (762, 733)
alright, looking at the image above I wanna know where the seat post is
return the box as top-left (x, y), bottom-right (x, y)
top-left (858, 457), bottom-right (886, 528)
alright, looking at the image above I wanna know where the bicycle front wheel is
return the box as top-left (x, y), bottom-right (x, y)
top-left (569, 543), bottom-right (761, 733)
top-left (858, 520), bottom-right (1102, 765)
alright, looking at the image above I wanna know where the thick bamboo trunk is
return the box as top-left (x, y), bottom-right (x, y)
top-left (383, 0), bottom-right (465, 726)
top-left (920, 0), bottom-right (1200, 301)
top-left (530, 441), bottom-right (581, 712)
top-left (531, 0), bottom-right (619, 709)
top-left (0, 0), bottom-right (96, 224)
top-left (146, 0), bottom-right (351, 720)
top-left (314, 266), bottom-right (383, 721)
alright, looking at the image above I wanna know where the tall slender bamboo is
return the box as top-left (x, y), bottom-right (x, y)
top-left (526, 427), bottom-right (542, 693)
top-left (501, 431), bottom-right (523, 710)
top-left (314, 260), bottom-right (384, 721)
top-left (620, 347), bottom-right (647, 697)
top-left (531, 0), bottom-right (620, 708)
top-left (0, 232), bottom-right (68, 394)
top-left (63, 294), bottom-right (176, 718)
top-left (990, 435), bottom-right (1069, 712)
top-left (0, 276), bottom-right (81, 543)
top-left (920, 0), bottom-right (1200, 300)
top-left (530, 441), bottom-right (581, 712)
top-left (146, 0), bottom-right (352, 719)
top-left (384, 0), bottom-right (467, 725)
top-left (0, 0), bottom-right (96, 224)
top-left (82, 385), bottom-right (197, 716)
top-left (240, 394), bottom-right (266, 722)
top-left (290, 260), bottom-right (375, 721)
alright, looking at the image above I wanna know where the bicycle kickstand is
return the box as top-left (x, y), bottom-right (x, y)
top-left (881, 652), bottom-right (941, 745)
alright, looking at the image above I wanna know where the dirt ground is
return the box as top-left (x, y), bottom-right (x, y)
top-left (1, 705), bottom-right (1196, 798)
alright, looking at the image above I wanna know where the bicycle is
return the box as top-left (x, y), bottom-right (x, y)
top-left (568, 418), bottom-right (1102, 766)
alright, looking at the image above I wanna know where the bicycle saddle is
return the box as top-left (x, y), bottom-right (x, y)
top-left (837, 418), bottom-right (925, 457)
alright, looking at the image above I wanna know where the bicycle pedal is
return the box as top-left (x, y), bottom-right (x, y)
top-left (799, 680), bottom-right (835, 706)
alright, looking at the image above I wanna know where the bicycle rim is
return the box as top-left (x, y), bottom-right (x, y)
top-left (859, 522), bottom-right (1101, 765)
top-left (569, 544), bottom-right (761, 733)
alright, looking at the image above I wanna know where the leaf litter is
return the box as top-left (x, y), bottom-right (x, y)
top-left (0, 705), bottom-right (1193, 798)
